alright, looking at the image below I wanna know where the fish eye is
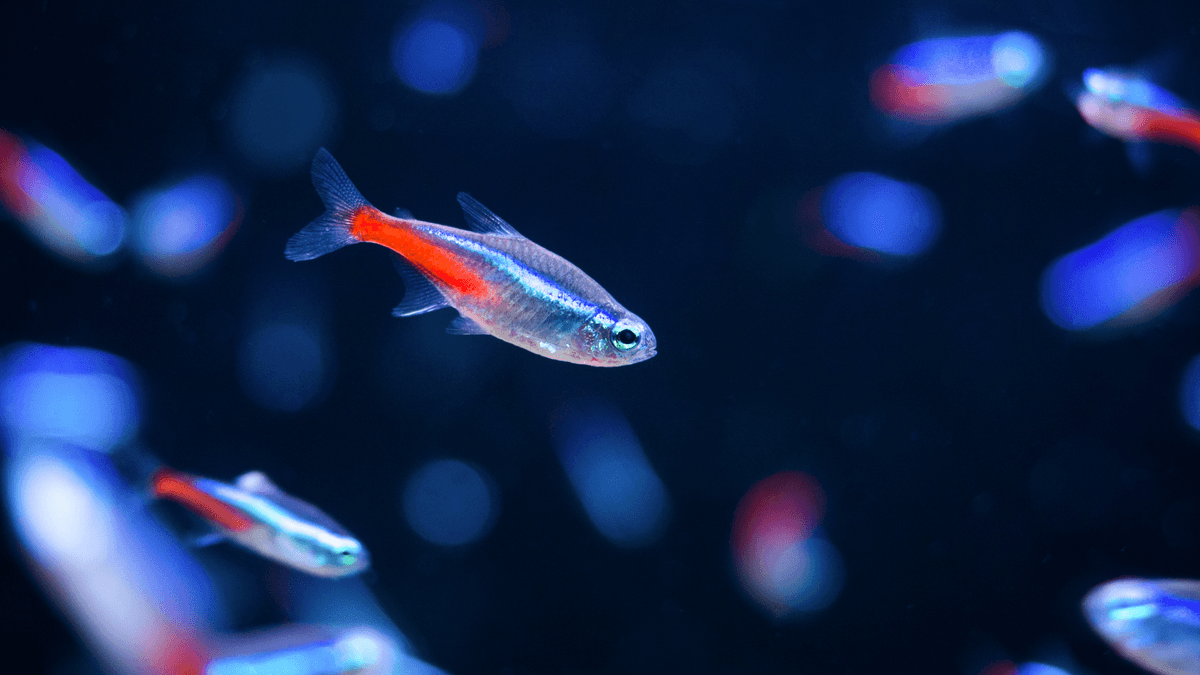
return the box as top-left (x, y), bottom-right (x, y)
top-left (610, 322), bottom-right (640, 350)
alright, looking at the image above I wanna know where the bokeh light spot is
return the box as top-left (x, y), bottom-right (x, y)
top-left (130, 175), bottom-right (241, 277)
top-left (402, 459), bottom-right (497, 546)
top-left (228, 57), bottom-right (337, 175)
top-left (551, 399), bottom-right (671, 548)
top-left (236, 322), bottom-right (329, 412)
top-left (0, 344), bottom-right (139, 452)
top-left (731, 471), bottom-right (843, 616)
top-left (820, 172), bottom-right (941, 257)
top-left (392, 19), bottom-right (479, 95)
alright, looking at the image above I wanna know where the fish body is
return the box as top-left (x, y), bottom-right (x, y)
top-left (285, 149), bottom-right (656, 367)
top-left (1076, 69), bottom-right (1200, 155)
top-left (1083, 578), bottom-right (1200, 675)
top-left (149, 467), bottom-right (369, 578)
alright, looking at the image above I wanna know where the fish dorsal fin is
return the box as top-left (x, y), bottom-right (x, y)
top-left (235, 471), bottom-right (284, 497)
top-left (390, 254), bottom-right (451, 317)
top-left (457, 192), bottom-right (524, 237)
top-left (447, 315), bottom-right (489, 335)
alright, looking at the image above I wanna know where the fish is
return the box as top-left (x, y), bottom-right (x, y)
top-left (284, 149), bottom-right (656, 367)
top-left (1076, 69), bottom-right (1200, 157)
top-left (149, 466), bottom-right (369, 578)
top-left (1083, 577), bottom-right (1200, 675)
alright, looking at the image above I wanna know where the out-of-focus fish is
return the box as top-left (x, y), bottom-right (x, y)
top-left (284, 149), bottom-right (656, 367)
top-left (1076, 69), bottom-right (1200, 156)
top-left (1083, 577), bottom-right (1200, 675)
top-left (149, 467), bottom-right (369, 578)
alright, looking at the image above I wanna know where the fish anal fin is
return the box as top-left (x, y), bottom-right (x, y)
top-left (446, 315), bottom-right (489, 335)
top-left (390, 254), bottom-right (451, 317)
top-left (457, 193), bottom-right (524, 237)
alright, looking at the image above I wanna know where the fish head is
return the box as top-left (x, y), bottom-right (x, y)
top-left (274, 529), bottom-right (371, 578)
top-left (311, 534), bottom-right (371, 577)
top-left (578, 308), bottom-right (657, 367)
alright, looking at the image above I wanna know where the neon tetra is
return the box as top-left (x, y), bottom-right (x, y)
top-left (284, 149), bottom-right (656, 367)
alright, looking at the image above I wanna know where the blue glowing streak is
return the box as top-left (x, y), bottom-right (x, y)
top-left (21, 145), bottom-right (125, 257)
top-left (133, 176), bottom-right (234, 258)
top-left (0, 344), bottom-right (139, 452)
top-left (402, 459), bottom-right (495, 546)
top-left (392, 20), bottom-right (478, 95)
top-left (1040, 210), bottom-right (1197, 330)
top-left (1017, 664), bottom-right (1072, 675)
top-left (1084, 69), bottom-right (1187, 113)
top-left (894, 32), bottom-right (1043, 88)
top-left (822, 172), bottom-right (941, 256)
top-left (553, 401), bottom-right (670, 548)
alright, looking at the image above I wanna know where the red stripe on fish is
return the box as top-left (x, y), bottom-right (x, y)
top-left (150, 467), bottom-right (255, 533)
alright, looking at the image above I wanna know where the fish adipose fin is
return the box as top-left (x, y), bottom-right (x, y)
top-left (390, 254), bottom-right (450, 317)
top-left (457, 192), bottom-right (525, 237)
top-left (285, 148), bottom-right (371, 261)
top-left (446, 315), bottom-right (489, 335)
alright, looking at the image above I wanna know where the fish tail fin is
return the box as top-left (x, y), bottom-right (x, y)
top-left (285, 148), bottom-right (372, 261)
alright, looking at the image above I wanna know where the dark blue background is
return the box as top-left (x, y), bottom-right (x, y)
top-left (4, 1), bottom-right (1200, 673)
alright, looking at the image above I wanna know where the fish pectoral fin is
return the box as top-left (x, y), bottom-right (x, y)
top-left (457, 192), bottom-right (525, 237)
top-left (187, 531), bottom-right (227, 549)
top-left (390, 254), bottom-right (451, 317)
top-left (446, 315), bottom-right (489, 335)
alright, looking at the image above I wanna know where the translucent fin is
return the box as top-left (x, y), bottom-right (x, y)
top-left (392, 207), bottom-right (414, 219)
top-left (188, 531), bottom-right (226, 549)
top-left (235, 470), bottom-right (283, 497)
top-left (284, 148), bottom-right (371, 261)
top-left (457, 192), bottom-right (524, 237)
top-left (446, 315), bottom-right (489, 335)
top-left (390, 254), bottom-right (450, 317)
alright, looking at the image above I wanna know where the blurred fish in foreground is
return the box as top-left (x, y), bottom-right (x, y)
top-left (870, 31), bottom-right (1047, 124)
top-left (0, 343), bottom-right (435, 675)
top-left (1083, 577), bottom-right (1200, 675)
top-left (1076, 69), bottom-right (1200, 157)
top-left (150, 466), bottom-right (370, 578)
top-left (0, 128), bottom-right (125, 267)
top-left (550, 398), bottom-right (670, 547)
top-left (129, 175), bottom-right (242, 278)
top-left (1039, 208), bottom-right (1200, 331)
top-left (800, 172), bottom-right (942, 262)
top-left (730, 471), bottom-right (843, 617)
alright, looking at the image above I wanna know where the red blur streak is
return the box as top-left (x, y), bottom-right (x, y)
top-left (797, 188), bottom-right (884, 263)
top-left (731, 471), bottom-right (826, 557)
top-left (150, 626), bottom-right (211, 675)
top-left (0, 128), bottom-right (38, 217)
top-left (979, 660), bottom-right (1018, 675)
top-left (869, 64), bottom-right (952, 122)
top-left (1134, 106), bottom-right (1200, 155)
top-left (150, 467), bottom-right (256, 533)
top-left (1108, 207), bottom-right (1200, 327)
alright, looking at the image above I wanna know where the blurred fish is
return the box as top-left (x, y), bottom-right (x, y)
top-left (1076, 69), bottom-right (1200, 158)
top-left (284, 149), bottom-right (656, 367)
top-left (1083, 577), bottom-right (1200, 675)
top-left (150, 466), bottom-right (369, 578)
